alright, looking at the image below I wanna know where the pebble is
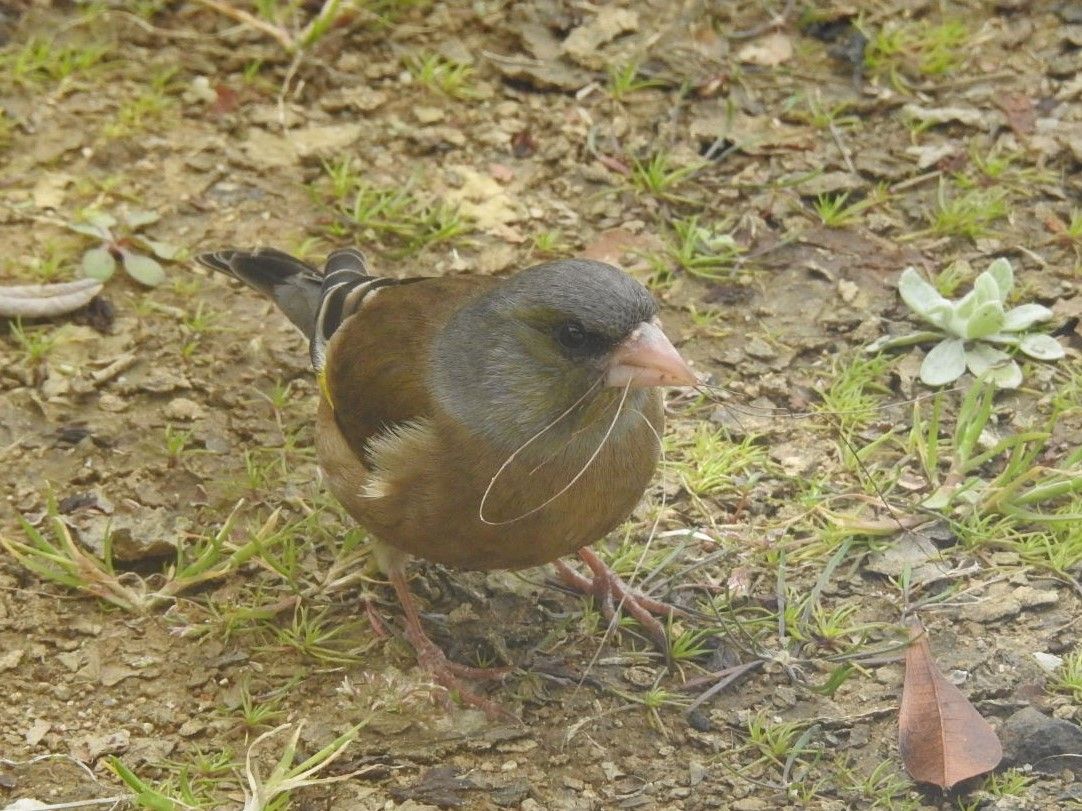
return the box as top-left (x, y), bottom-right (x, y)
top-left (623, 666), bottom-right (658, 687)
top-left (165, 396), bottom-right (206, 421)
top-left (24, 720), bottom-right (50, 746)
top-left (732, 799), bottom-right (769, 810)
top-left (414, 105), bottom-right (445, 124)
top-left (688, 761), bottom-right (706, 785)
top-left (0, 648), bottom-right (24, 671)
top-left (177, 718), bottom-right (205, 737)
top-left (838, 279), bottom-right (859, 303)
top-left (41, 375), bottom-right (70, 399)
top-left (1012, 585), bottom-right (1059, 609)
top-left (771, 686), bottom-right (798, 707)
top-left (963, 597), bottom-right (1021, 623)
top-left (1052, 704), bottom-right (1079, 721)
top-left (744, 337), bottom-right (777, 360)
top-left (97, 392), bottom-right (128, 412)
top-left (1002, 706), bottom-right (1082, 772)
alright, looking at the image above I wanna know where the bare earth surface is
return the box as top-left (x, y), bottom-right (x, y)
top-left (1, 1), bottom-right (1081, 809)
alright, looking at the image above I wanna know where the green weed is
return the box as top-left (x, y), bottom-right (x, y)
top-left (1051, 646), bottom-right (1082, 701)
top-left (0, 106), bottom-right (11, 150)
top-left (607, 62), bottom-right (665, 101)
top-left (1, 35), bottom-right (110, 86)
top-left (660, 217), bottom-right (743, 281)
top-left (861, 18), bottom-right (968, 89)
top-left (231, 676), bottom-right (291, 731)
top-left (928, 182), bottom-right (1008, 239)
top-left (18, 243), bottom-right (77, 283)
top-left (106, 68), bottom-right (180, 138)
top-left (983, 768), bottom-right (1034, 798)
top-left (782, 92), bottom-right (860, 130)
top-left (8, 319), bottom-right (60, 365)
top-left (810, 184), bottom-right (889, 229)
top-left (266, 604), bottom-right (375, 664)
top-left (406, 52), bottom-right (477, 99)
top-left (816, 353), bottom-right (893, 436)
top-left (328, 174), bottom-right (471, 256)
top-left (684, 304), bottom-right (730, 338)
top-left (0, 500), bottom-right (285, 614)
top-left (164, 425), bottom-right (195, 464)
top-left (666, 425), bottom-right (768, 500)
top-left (629, 152), bottom-right (703, 201)
top-left (836, 757), bottom-right (920, 810)
top-left (531, 230), bottom-right (570, 257)
top-left (742, 713), bottom-right (818, 772)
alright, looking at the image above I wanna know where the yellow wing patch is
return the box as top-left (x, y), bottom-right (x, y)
top-left (317, 367), bottom-right (335, 411)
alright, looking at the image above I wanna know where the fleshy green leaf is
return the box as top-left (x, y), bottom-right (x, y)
top-left (966, 341), bottom-right (1022, 387)
top-left (972, 272), bottom-right (1002, 306)
top-left (120, 249), bottom-right (165, 286)
top-left (920, 338), bottom-right (966, 386)
top-left (85, 210), bottom-right (117, 230)
top-left (865, 330), bottom-right (944, 353)
top-left (964, 343), bottom-right (1011, 378)
top-left (1018, 333), bottom-right (1065, 360)
top-left (135, 236), bottom-right (183, 260)
top-left (925, 303), bottom-right (955, 332)
top-left (899, 268), bottom-right (953, 329)
top-left (982, 359), bottom-right (1022, 389)
top-left (123, 209), bottom-right (160, 228)
top-left (964, 300), bottom-right (1005, 339)
top-left (984, 257), bottom-right (1013, 301)
top-left (67, 222), bottom-right (110, 239)
top-left (81, 247), bottom-right (116, 281)
top-left (953, 289), bottom-right (977, 321)
top-left (1002, 303), bottom-right (1053, 332)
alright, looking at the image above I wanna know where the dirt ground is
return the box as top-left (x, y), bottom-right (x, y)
top-left (1, 1), bottom-right (1081, 809)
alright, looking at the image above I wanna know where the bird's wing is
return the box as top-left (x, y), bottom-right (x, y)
top-left (198, 246), bottom-right (497, 463)
top-left (320, 265), bottom-right (499, 463)
top-left (309, 248), bottom-right (426, 370)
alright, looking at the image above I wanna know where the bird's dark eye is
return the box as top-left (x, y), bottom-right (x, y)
top-left (557, 320), bottom-right (587, 349)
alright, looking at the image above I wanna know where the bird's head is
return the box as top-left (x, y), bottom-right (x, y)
top-left (431, 260), bottom-right (695, 450)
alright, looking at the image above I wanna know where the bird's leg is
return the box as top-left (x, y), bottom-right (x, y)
top-left (555, 547), bottom-right (677, 654)
top-left (385, 567), bottom-right (507, 681)
top-left (362, 598), bottom-right (390, 640)
top-left (382, 564), bottom-right (514, 720)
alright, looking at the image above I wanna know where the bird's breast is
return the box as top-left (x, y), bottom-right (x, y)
top-left (318, 391), bottom-right (665, 571)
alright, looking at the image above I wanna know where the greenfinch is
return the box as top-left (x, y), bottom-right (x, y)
top-left (196, 247), bottom-right (696, 708)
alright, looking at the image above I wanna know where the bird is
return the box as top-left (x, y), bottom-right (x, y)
top-left (195, 246), bottom-right (697, 710)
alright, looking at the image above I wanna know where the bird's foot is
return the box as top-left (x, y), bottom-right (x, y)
top-left (387, 568), bottom-right (515, 720)
top-left (555, 547), bottom-right (677, 655)
top-left (411, 634), bottom-right (515, 717)
top-left (403, 627), bottom-right (515, 720)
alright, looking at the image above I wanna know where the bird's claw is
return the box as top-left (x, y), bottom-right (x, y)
top-left (410, 637), bottom-right (517, 721)
top-left (555, 547), bottom-right (677, 656)
top-left (386, 568), bottom-right (516, 720)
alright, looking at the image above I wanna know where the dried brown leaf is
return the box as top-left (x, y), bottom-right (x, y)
top-left (898, 619), bottom-right (1003, 789)
top-left (994, 94), bottom-right (1036, 137)
top-left (0, 279), bottom-right (103, 318)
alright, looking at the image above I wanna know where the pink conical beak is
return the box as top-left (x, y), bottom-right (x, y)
top-left (605, 319), bottom-right (697, 389)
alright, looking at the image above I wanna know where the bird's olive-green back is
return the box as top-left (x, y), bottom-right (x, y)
top-left (322, 274), bottom-right (500, 462)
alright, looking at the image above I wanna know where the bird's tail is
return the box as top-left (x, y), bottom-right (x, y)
top-left (195, 247), bottom-right (393, 370)
top-left (195, 248), bottom-right (324, 340)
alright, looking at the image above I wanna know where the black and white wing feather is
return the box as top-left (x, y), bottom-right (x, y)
top-left (195, 248), bottom-right (323, 341)
top-left (195, 246), bottom-right (419, 371)
top-left (310, 248), bottom-right (416, 370)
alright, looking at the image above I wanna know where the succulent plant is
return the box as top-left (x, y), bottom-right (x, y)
top-left (869, 258), bottom-right (1064, 388)
top-left (67, 209), bottom-right (182, 287)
